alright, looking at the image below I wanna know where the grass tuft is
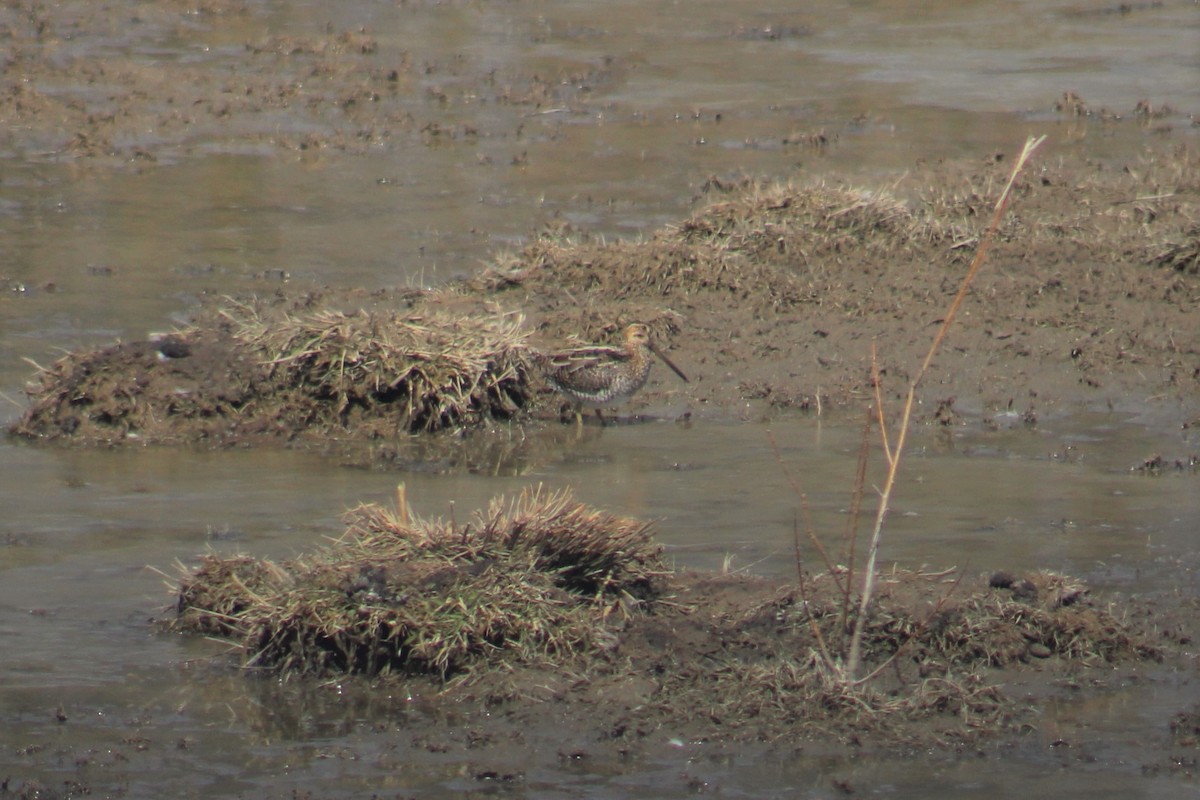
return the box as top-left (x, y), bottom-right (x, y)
top-left (172, 485), bottom-right (666, 679)
top-left (224, 302), bottom-right (535, 432)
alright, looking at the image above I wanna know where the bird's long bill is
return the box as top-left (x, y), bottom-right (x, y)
top-left (649, 342), bottom-right (689, 383)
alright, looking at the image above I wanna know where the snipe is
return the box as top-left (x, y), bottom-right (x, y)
top-left (535, 323), bottom-right (689, 426)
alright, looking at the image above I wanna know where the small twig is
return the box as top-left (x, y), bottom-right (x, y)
top-left (838, 405), bottom-right (873, 642)
top-left (0, 389), bottom-right (23, 409)
top-left (869, 347), bottom-right (893, 467)
top-left (766, 429), bottom-right (805, 499)
top-left (798, 492), bottom-right (845, 594)
top-left (855, 648), bottom-right (905, 686)
top-left (768, 430), bottom-right (846, 594)
top-left (20, 356), bottom-right (49, 374)
top-left (795, 566), bottom-right (839, 674)
top-left (1111, 192), bottom-right (1175, 205)
top-left (791, 510), bottom-right (804, 584)
top-left (395, 483), bottom-right (409, 527)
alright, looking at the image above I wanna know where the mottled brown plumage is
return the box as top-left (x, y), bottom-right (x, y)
top-left (536, 323), bottom-right (688, 425)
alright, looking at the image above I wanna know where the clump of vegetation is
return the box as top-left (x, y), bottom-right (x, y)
top-left (674, 180), bottom-right (957, 254)
top-left (222, 300), bottom-right (535, 432)
top-left (173, 485), bottom-right (667, 678)
top-left (175, 555), bottom-right (288, 638)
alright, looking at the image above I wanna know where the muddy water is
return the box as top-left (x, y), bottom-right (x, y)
top-left (2, 0), bottom-right (1199, 797)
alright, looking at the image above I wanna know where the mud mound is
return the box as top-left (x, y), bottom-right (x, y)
top-left (593, 568), bottom-right (1161, 743)
top-left (479, 234), bottom-right (807, 316)
top-left (172, 488), bottom-right (1162, 744)
top-left (10, 302), bottom-right (536, 444)
top-left (674, 180), bottom-right (958, 256)
top-left (473, 182), bottom-right (961, 324)
top-left (9, 331), bottom-right (265, 445)
top-left (476, 149), bottom-right (1200, 417)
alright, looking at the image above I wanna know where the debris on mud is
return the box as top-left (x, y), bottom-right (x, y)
top-left (1152, 224), bottom-right (1200, 274)
top-left (171, 487), bottom-right (1162, 745)
top-left (1170, 706), bottom-right (1200, 748)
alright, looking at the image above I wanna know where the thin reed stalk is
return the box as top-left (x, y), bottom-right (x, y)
top-left (844, 136), bottom-right (1046, 679)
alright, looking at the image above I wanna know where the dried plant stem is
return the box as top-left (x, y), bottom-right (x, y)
top-left (396, 483), bottom-right (410, 527)
top-left (837, 406), bottom-right (874, 642)
top-left (844, 136), bottom-right (1046, 680)
top-left (769, 430), bottom-right (847, 597)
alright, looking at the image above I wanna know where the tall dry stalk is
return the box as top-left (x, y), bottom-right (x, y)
top-left (842, 136), bottom-right (1047, 680)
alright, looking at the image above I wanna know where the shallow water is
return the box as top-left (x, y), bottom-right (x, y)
top-left (2, 0), bottom-right (1199, 796)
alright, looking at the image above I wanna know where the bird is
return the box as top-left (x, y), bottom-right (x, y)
top-left (534, 323), bottom-right (689, 426)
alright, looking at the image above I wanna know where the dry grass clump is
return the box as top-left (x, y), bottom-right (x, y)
top-left (471, 179), bottom-right (968, 319)
top-left (649, 567), bottom-right (1158, 741)
top-left (477, 234), bottom-right (807, 312)
top-left (173, 486), bottom-right (667, 678)
top-left (754, 570), bottom-right (1160, 672)
top-left (1151, 225), bottom-right (1200, 274)
top-left (344, 485), bottom-right (665, 597)
top-left (223, 301), bottom-right (535, 432)
top-left (175, 555), bottom-right (291, 638)
top-left (675, 180), bottom-right (952, 255)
